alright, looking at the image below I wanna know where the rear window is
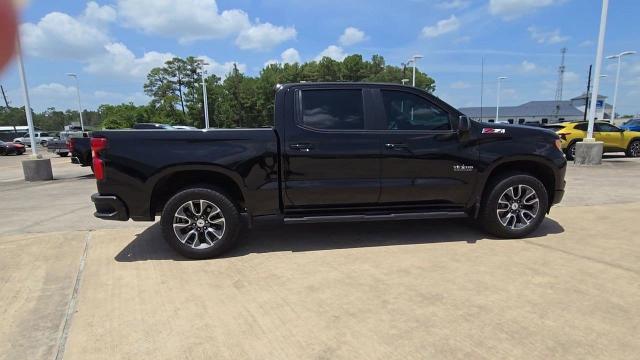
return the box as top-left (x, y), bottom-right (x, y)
top-left (300, 89), bottom-right (364, 130)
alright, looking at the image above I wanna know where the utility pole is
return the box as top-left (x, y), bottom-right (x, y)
top-left (199, 60), bottom-right (210, 129)
top-left (480, 56), bottom-right (484, 122)
top-left (555, 47), bottom-right (567, 101)
top-left (496, 76), bottom-right (507, 123)
top-left (0, 85), bottom-right (9, 108)
top-left (408, 55), bottom-right (424, 87)
top-left (606, 51), bottom-right (636, 122)
top-left (583, 65), bottom-right (592, 121)
top-left (586, 0), bottom-right (609, 140)
top-left (66, 73), bottom-right (85, 131)
top-left (15, 36), bottom-right (38, 157)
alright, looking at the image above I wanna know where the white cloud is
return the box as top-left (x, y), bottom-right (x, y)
top-left (197, 56), bottom-right (247, 78)
top-left (235, 22), bottom-right (296, 50)
top-left (521, 60), bottom-right (537, 72)
top-left (82, 1), bottom-right (117, 24)
top-left (84, 42), bottom-right (175, 79)
top-left (339, 27), bottom-right (367, 46)
top-left (528, 26), bottom-right (569, 44)
top-left (117, 0), bottom-right (295, 49)
top-left (117, 0), bottom-right (249, 42)
top-left (20, 2), bottom-right (115, 59)
top-left (264, 48), bottom-right (301, 68)
top-left (421, 15), bottom-right (460, 38)
top-left (281, 48), bottom-right (301, 64)
top-left (8, 83), bottom-right (149, 112)
top-left (579, 40), bottom-right (594, 47)
top-left (450, 81), bottom-right (471, 89)
top-left (31, 83), bottom-right (77, 100)
top-left (490, 0), bottom-right (558, 20)
top-left (437, 0), bottom-right (470, 9)
top-left (315, 45), bottom-right (347, 61)
top-left (564, 71), bottom-right (579, 83)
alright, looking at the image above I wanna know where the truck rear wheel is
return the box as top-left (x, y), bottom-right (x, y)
top-left (160, 187), bottom-right (241, 259)
top-left (479, 173), bottom-right (548, 238)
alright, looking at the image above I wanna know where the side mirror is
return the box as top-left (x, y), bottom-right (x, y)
top-left (458, 115), bottom-right (471, 133)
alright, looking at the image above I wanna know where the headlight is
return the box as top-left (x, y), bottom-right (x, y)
top-left (555, 139), bottom-right (562, 151)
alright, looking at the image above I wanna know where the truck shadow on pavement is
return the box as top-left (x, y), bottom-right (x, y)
top-left (114, 217), bottom-right (564, 262)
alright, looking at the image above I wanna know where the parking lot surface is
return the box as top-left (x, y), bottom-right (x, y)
top-left (1, 153), bottom-right (639, 359)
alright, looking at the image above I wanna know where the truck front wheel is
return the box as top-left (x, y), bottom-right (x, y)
top-left (479, 173), bottom-right (548, 238)
top-left (160, 187), bottom-right (241, 259)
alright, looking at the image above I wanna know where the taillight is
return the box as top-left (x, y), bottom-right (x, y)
top-left (67, 138), bottom-right (75, 151)
top-left (91, 137), bottom-right (108, 180)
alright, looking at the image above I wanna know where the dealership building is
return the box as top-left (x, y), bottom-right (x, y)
top-left (459, 93), bottom-right (612, 124)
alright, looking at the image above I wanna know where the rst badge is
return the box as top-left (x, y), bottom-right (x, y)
top-left (482, 128), bottom-right (506, 134)
top-left (453, 165), bottom-right (474, 172)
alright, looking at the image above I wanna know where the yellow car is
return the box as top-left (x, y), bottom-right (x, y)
top-left (550, 121), bottom-right (640, 160)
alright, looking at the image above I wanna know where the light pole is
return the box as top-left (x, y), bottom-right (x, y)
top-left (496, 76), bottom-right (507, 123)
top-left (66, 73), bottom-right (85, 131)
top-left (199, 61), bottom-right (210, 129)
top-left (15, 35), bottom-right (38, 157)
top-left (408, 54), bottom-right (424, 87)
top-left (586, 0), bottom-right (609, 140)
top-left (606, 50), bottom-right (636, 122)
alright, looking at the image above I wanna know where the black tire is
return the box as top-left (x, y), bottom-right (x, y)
top-left (565, 142), bottom-right (576, 160)
top-left (0, 149), bottom-right (6, 156)
top-left (59, 152), bottom-right (69, 157)
top-left (160, 187), bottom-right (241, 259)
top-left (479, 173), bottom-right (549, 238)
top-left (626, 140), bottom-right (640, 158)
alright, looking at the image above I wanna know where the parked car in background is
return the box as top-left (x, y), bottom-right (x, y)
top-left (46, 130), bottom-right (85, 157)
top-left (90, 82), bottom-right (566, 259)
top-left (68, 135), bottom-right (92, 168)
top-left (132, 123), bottom-right (174, 130)
top-left (0, 140), bottom-right (25, 155)
top-left (172, 125), bottom-right (198, 130)
top-left (620, 119), bottom-right (640, 132)
top-left (13, 131), bottom-right (54, 147)
top-left (554, 121), bottom-right (640, 160)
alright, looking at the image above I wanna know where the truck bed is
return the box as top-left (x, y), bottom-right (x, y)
top-left (92, 128), bottom-right (280, 220)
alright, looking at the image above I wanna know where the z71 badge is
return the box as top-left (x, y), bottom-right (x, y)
top-left (482, 128), bottom-right (506, 134)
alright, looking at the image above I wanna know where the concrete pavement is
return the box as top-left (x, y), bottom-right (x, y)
top-left (1, 153), bottom-right (639, 359)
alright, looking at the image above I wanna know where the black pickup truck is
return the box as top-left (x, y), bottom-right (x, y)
top-left (91, 83), bottom-right (566, 259)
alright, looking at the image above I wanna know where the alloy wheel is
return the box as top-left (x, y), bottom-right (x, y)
top-left (173, 200), bottom-right (225, 249)
top-left (630, 141), bottom-right (640, 157)
top-left (496, 184), bottom-right (540, 230)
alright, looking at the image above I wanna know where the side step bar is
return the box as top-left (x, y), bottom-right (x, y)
top-left (283, 211), bottom-right (467, 224)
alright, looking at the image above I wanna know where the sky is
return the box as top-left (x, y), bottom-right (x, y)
top-left (1, 0), bottom-right (639, 115)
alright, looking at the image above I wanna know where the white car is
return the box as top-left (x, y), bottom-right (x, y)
top-left (13, 132), bottom-right (55, 147)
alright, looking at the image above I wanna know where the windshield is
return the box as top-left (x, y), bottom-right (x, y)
top-left (623, 119), bottom-right (640, 126)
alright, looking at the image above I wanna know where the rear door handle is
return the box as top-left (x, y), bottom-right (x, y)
top-left (289, 143), bottom-right (314, 151)
top-left (385, 143), bottom-right (408, 150)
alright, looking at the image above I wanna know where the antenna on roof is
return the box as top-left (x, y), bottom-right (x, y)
top-left (480, 56), bottom-right (484, 121)
top-left (555, 47), bottom-right (567, 101)
top-left (0, 85), bottom-right (9, 108)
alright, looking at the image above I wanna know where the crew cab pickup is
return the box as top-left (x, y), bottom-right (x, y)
top-left (91, 83), bottom-right (566, 259)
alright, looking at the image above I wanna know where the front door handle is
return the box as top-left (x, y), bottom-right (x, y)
top-left (385, 143), bottom-right (408, 150)
top-left (289, 143), bottom-right (314, 152)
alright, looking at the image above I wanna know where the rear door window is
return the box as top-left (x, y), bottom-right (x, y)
top-left (300, 89), bottom-right (364, 130)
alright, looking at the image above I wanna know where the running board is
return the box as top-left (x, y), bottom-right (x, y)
top-left (283, 211), bottom-right (467, 224)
